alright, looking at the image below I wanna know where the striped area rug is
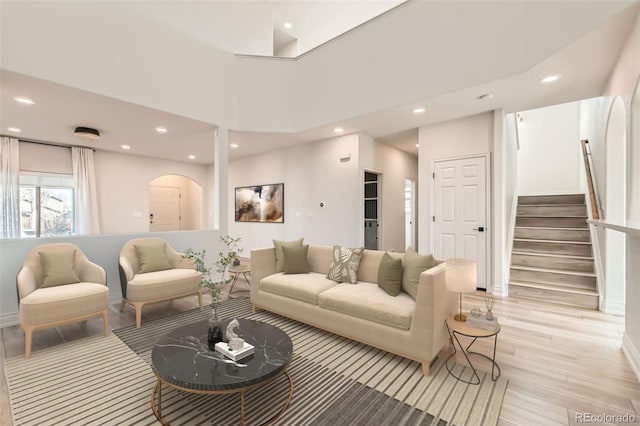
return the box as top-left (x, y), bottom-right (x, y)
top-left (5, 298), bottom-right (507, 425)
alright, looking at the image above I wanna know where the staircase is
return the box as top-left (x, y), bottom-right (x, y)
top-left (509, 194), bottom-right (599, 309)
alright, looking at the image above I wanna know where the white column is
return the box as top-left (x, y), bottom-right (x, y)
top-left (213, 127), bottom-right (229, 233)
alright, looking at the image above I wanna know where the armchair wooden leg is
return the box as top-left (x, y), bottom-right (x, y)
top-left (23, 325), bottom-right (34, 359)
top-left (135, 303), bottom-right (143, 328)
top-left (119, 299), bottom-right (126, 312)
top-left (421, 362), bottom-right (430, 376)
top-left (102, 309), bottom-right (110, 336)
top-left (197, 291), bottom-right (203, 310)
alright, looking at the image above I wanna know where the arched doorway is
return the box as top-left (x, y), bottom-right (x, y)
top-left (604, 96), bottom-right (626, 314)
top-left (149, 175), bottom-right (203, 232)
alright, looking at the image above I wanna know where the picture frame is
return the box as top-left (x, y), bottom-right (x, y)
top-left (234, 183), bottom-right (284, 223)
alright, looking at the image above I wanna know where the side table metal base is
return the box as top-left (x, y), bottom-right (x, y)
top-left (445, 323), bottom-right (501, 385)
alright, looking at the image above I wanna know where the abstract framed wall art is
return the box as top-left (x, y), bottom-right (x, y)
top-left (235, 183), bottom-right (284, 223)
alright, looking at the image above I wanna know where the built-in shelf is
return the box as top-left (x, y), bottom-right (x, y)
top-left (587, 219), bottom-right (640, 237)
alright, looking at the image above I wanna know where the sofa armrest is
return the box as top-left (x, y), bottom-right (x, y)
top-left (77, 259), bottom-right (107, 285)
top-left (250, 247), bottom-right (277, 298)
top-left (17, 266), bottom-right (37, 301)
top-left (410, 262), bottom-right (457, 360)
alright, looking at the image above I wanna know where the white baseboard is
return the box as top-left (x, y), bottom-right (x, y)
top-left (622, 332), bottom-right (640, 382)
top-left (602, 299), bottom-right (625, 316)
top-left (0, 311), bottom-right (19, 328)
top-left (1, 291), bottom-right (123, 329)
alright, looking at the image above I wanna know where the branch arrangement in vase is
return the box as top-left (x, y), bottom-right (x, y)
top-left (183, 235), bottom-right (243, 320)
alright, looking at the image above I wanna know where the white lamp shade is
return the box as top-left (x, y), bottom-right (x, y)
top-left (446, 259), bottom-right (477, 293)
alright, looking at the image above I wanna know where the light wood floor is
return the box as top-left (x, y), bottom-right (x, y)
top-left (1, 283), bottom-right (639, 425)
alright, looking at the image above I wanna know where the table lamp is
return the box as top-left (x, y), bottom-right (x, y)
top-left (446, 259), bottom-right (477, 322)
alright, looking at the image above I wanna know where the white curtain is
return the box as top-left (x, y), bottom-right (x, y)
top-left (0, 137), bottom-right (20, 239)
top-left (72, 147), bottom-right (101, 234)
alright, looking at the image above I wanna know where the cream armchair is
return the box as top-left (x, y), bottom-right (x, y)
top-left (118, 238), bottom-right (202, 328)
top-left (17, 243), bottom-right (109, 358)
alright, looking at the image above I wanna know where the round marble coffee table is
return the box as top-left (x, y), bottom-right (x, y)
top-left (150, 318), bottom-right (293, 425)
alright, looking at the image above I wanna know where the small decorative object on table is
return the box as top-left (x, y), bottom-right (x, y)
top-left (183, 235), bottom-right (243, 350)
top-left (215, 318), bottom-right (255, 361)
top-left (466, 310), bottom-right (498, 331)
top-left (485, 296), bottom-right (495, 321)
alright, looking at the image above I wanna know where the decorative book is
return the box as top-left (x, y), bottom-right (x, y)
top-left (466, 315), bottom-right (498, 331)
top-left (214, 341), bottom-right (255, 361)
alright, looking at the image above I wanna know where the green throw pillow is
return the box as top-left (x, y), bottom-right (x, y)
top-left (39, 248), bottom-right (81, 288)
top-left (402, 247), bottom-right (435, 299)
top-left (326, 245), bottom-right (364, 284)
top-left (134, 241), bottom-right (172, 273)
top-left (282, 244), bottom-right (310, 274)
top-left (273, 238), bottom-right (304, 272)
top-left (377, 252), bottom-right (403, 296)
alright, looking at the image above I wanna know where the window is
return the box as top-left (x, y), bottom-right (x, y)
top-left (19, 174), bottom-right (75, 237)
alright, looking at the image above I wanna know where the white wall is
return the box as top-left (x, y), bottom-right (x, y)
top-left (227, 133), bottom-right (417, 255)
top-left (228, 134), bottom-right (361, 254)
top-left (94, 151), bottom-right (211, 234)
top-left (418, 111), bottom-right (494, 256)
top-left (1, 1), bottom-right (239, 127)
top-left (0, 230), bottom-right (221, 327)
top-left (517, 102), bottom-right (582, 195)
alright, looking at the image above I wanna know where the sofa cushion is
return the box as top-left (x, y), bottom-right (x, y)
top-left (377, 253), bottom-right (403, 296)
top-left (127, 268), bottom-right (201, 302)
top-left (283, 244), bottom-right (310, 274)
top-left (134, 241), bottom-right (172, 273)
top-left (318, 282), bottom-right (414, 330)
top-left (261, 272), bottom-right (337, 305)
top-left (39, 248), bottom-right (80, 288)
top-left (326, 246), bottom-right (364, 284)
top-left (273, 238), bottom-right (304, 272)
top-left (19, 282), bottom-right (108, 326)
top-left (402, 247), bottom-right (435, 299)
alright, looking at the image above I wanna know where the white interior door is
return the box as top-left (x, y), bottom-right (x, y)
top-left (433, 156), bottom-right (488, 289)
top-left (149, 186), bottom-right (181, 232)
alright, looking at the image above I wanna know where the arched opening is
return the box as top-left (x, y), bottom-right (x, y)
top-left (149, 175), bottom-right (203, 232)
top-left (604, 96), bottom-right (626, 314)
top-left (630, 77), bottom-right (640, 221)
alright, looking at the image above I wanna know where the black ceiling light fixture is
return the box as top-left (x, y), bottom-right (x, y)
top-left (74, 126), bottom-right (101, 140)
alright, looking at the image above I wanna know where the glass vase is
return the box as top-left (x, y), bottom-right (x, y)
top-left (207, 315), bottom-right (223, 350)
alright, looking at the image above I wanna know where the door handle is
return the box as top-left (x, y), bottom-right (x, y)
top-left (473, 227), bottom-right (485, 232)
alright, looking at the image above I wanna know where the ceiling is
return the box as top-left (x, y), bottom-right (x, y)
top-left (1, 1), bottom-right (638, 163)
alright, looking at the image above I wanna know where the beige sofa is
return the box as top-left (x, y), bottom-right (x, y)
top-left (251, 244), bottom-right (456, 375)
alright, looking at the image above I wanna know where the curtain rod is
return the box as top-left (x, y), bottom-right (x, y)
top-left (1, 134), bottom-right (96, 152)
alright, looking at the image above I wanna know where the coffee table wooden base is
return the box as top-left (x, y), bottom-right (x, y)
top-left (151, 369), bottom-right (294, 426)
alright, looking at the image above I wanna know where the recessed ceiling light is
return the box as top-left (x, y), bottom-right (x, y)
top-left (14, 97), bottom-right (35, 105)
top-left (413, 107), bottom-right (426, 114)
top-left (188, 154), bottom-right (196, 160)
top-left (230, 143), bottom-right (239, 149)
top-left (155, 126), bottom-right (168, 134)
top-left (121, 144), bottom-right (131, 150)
top-left (415, 143), bottom-right (420, 148)
top-left (540, 74), bottom-right (562, 84)
top-left (284, 22), bottom-right (293, 29)
top-left (334, 127), bottom-right (344, 133)
top-left (7, 127), bottom-right (21, 133)
top-left (478, 93), bottom-right (494, 101)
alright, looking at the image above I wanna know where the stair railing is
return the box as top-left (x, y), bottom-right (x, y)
top-left (581, 139), bottom-right (602, 220)
top-left (581, 139), bottom-right (605, 310)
